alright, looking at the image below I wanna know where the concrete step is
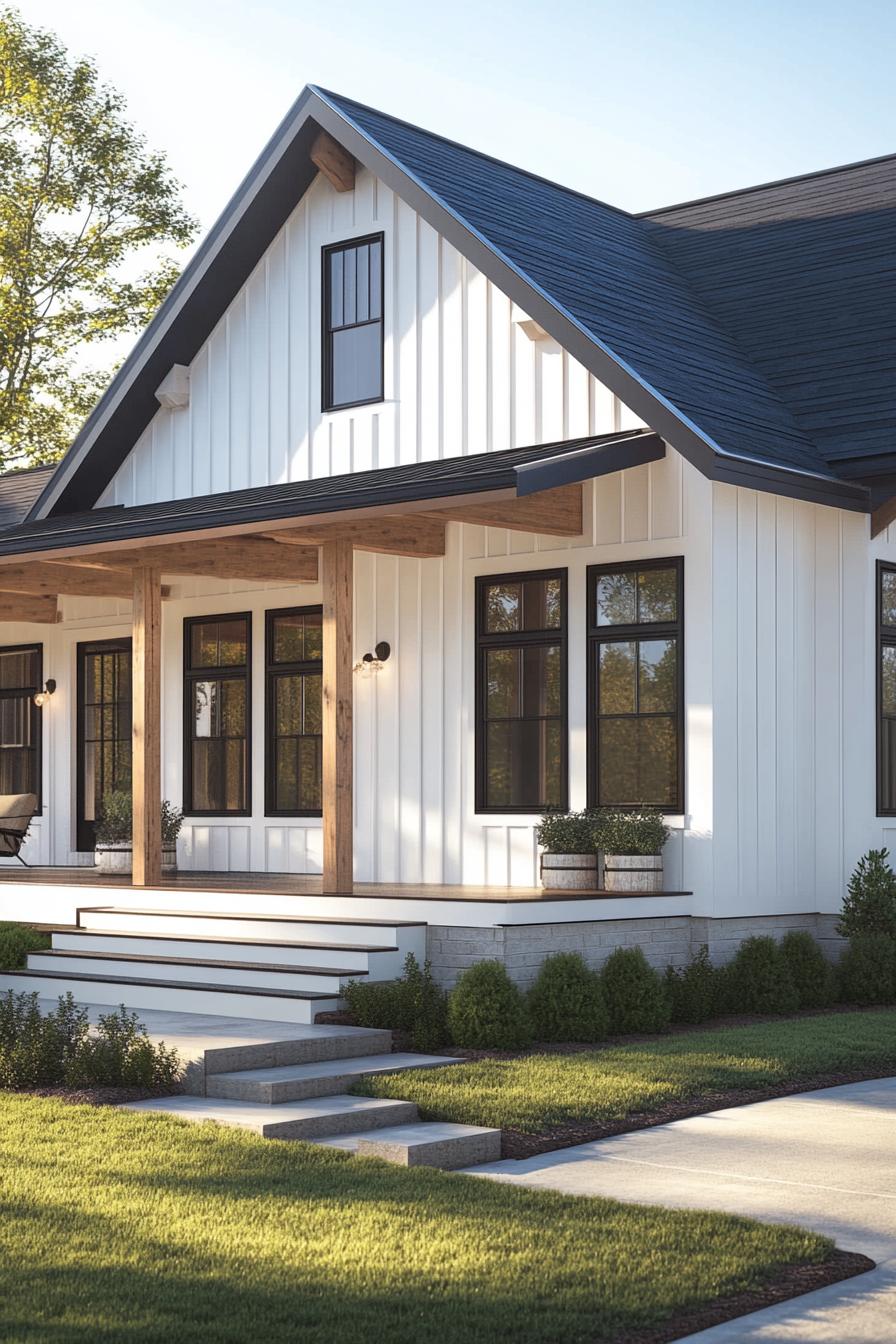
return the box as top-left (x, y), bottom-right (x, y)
top-left (28, 950), bottom-right (365, 995)
top-left (0, 969), bottom-right (341, 1024)
top-left (52, 928), bottom-right (392, 973)
top-left (321, 1122), bottom-right (502, 1169)
top-left (206, 1051), bottom-right (460, 1102)
top-left (77, 906), bottom-right (427, 955)
top-left (201, 1027), bottom-right (393, 1076)
top-left (122, 1092), bottom-right (419, 1140)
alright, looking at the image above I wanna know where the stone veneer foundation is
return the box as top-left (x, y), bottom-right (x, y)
top-left (425, 913), bottom-right (845, 990)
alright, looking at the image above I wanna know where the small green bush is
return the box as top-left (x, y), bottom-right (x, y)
top-left (780, 931), bottom-right (836, 1009)
top-left (161, 801), bottom-right (184, 846)
top-left (838, 934), bottom-right (896, 1005)
top-left (601, 947), bottom-right (670, 1034)
top-left (448, 961), bottom-right (532, 1050)
top-left (0, 922), bottom-right (50, 970)
top-left (95, 790), bottom-right (132, 845)
top-left (592, 808), bottom-right (670, 856)
top-left (838, 849), bottom-right (896, 941)
top-left (726, 937), bottom-right (799, 1015)
top-left (664, 945), bottom-right (718, 1024)
top-left (528, 953), bottom-right (608, 1042)
top-left (343, 954), bottom-right (449, 1051)
top-left (535, 811), bottom-right (598, 854)
top-left (0, 991), bottom-right (180, 1090)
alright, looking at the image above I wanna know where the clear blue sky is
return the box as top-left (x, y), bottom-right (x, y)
top-left (26, 0), bottom-right (896, 233)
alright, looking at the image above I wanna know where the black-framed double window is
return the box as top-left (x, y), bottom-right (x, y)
top-left (0, 644), bottom-right (42, 808)
top-left (877, 563), bottom-right (896, 814)
top-left (475, 570), bottom-right (567, 813)
top-left (587, 558), bottom-right (684, 813)
top-left (184, 614), bottom-right (250, 816)
top-left (265, 607), bottom-right (323, 816)
top-left (322, 233), bottom-right (384, 411)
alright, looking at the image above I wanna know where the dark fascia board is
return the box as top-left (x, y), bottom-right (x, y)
top-left (29, 84), bottom-right (870, 521)
top-left (708, 454), bottom-right (869, 512)
top-left (515, 433), bottom-right (665, 495)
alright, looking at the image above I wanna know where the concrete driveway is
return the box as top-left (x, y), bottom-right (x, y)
top-left (465, 1077), bottom-right (896, 1341)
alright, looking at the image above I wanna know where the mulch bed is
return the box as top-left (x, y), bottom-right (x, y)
top-left (623, 1250), bottom-right (873, 1344)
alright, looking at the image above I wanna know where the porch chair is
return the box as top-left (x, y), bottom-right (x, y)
top-left (0, 793), bottom-right (38, 866)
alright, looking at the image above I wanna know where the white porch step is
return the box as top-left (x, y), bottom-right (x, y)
top-left (321, 1122), bottom-right (502, 1169)
top-left (0, 969), bottom-right (341, 1024)
top-left (77, 906), bottom-right (427, 955)
top-left (28, 950), bottom-right (363, 995)
top-left (206, 1052), bottom-right (459, 1102)
top-left (52, 929), bottom-right (390, 973)
top-left (122, 1092), bottom-right (418, 1140)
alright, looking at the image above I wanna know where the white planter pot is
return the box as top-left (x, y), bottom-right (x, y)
top-left (95, 843), bottom-right (132, 875)
top-left (539, 853), bottom-right (599, 891)
top-left (603, 854), bottom-right (663, 893)
top-left (162, 844), bottom-right (177, 875)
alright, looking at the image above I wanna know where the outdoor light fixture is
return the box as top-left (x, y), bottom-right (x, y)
top-left (33, 679), bottom-right (56, 708)
top-left (353, 641), bottom-right (391, 676)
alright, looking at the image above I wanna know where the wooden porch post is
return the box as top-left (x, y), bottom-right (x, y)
top-left (132, 565), bottom-right (162, 887)
top-left (321, 540), bottom-right (353, 893)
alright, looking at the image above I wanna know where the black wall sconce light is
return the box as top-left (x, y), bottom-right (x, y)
top-left (354, 641), bottom-right (391, 676)
top-left (33, 679), bottom-right (56, 708)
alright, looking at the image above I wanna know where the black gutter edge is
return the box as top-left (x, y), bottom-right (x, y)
top-left (708, 455), bottom-right (870, 513)
top-left (515, 433), bottom-right (665, 496)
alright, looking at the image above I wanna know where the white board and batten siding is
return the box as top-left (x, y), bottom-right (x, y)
top-left (5, 164), bottom-right (890, 921)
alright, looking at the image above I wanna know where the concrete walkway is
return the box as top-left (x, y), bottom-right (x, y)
top-left (465, 1077), bottom-right (896, 1341)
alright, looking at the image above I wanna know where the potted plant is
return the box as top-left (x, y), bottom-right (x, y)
top-left (594, 808), bottom-right (670, 892)
top-left (161, 801), bottom-right (183, 874)
top-left (535, 811), bottom-right (600, 890)
top-left (95, 793), bottom-right (184, 876)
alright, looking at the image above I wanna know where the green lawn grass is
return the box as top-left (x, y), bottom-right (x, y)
top-left (354, 1009), bottom-right (896, 1134)
top-left (0, 1092), bottom-right (832, 1343)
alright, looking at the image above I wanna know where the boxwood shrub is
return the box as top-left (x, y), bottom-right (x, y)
top-left (528, 952), bottom-right (607, 1042)
top-left (447, 961), bottom-right (532, 1050)
top-left (343, 954), bottom-right (449, 1052)
top-left (664, 945), bottom-right (718, 1024)
top-left (600, 947), bottom-right (670, 1034)
top-left (725, 936), bottom-right (799, 1015)
top-left (779, 930), bottom-right (836, 1009)
top-left (838, 933), bottom-right (896, 1005)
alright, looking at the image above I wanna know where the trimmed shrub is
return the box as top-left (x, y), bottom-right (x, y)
top-left (95, 789), bottom-right (131, 845)
top-left (780, 931), bottom-right (836, 1009)
top-left (0, 991), bottom-right (180, 1090)
top-left (528, 952), bottom-right (608, 1042)
top-left (664, 945), bottom-right (718, 1024)
top-left (592, 808), bottom-right (670, 856)
top-left (726, 937), bottom-right (799, 1015)
top-left (601, 947), bottom-right (670, 1035)
top-left (343, 954), bottom-right (449, 1051)
top-left (839, 849), bottom-right (896, 941)
top-left (535, 811), bottom-right (599, 855)
top-left (0, 922), bottom-right (50, 970)
top-left (448, 961), bottom-right (532, 1050)
top-left (838, 934), bottom-right (896, 1006)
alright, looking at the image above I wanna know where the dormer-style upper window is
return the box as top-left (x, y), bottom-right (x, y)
top-left (322, 234), bottom-right (384, 411)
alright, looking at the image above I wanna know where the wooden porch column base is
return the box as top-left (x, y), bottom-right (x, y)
top-left (321, 540), bottom-right (353, 893)
top-left (132, 566), bottom-right (162, 887)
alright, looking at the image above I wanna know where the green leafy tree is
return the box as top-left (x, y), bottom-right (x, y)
top-left (0, 7), bottom-right (197, 466)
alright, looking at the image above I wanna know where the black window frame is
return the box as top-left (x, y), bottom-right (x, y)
top-left (475, 567), bottom-right (568, 815)
top-left (183, 612), bottom-right (252, 818)
top-left (265, 605), bottom-right (323, 818)
top-left (586, 556), bottom-right (685, 815)
top-left (76, 637), bottom-right (132, 850)
top-left (877, 560), bottom-right (896, 815)
top-left (321, 232), bottom-right (385, 413)
top-left (0, 642), bottom-right (42, 815)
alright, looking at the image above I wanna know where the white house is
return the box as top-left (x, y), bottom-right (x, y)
top-left (0, 87), bottom-right (893, 1016)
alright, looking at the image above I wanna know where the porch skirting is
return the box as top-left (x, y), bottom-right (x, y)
top-left (425, 912), bottom-right (846, 990)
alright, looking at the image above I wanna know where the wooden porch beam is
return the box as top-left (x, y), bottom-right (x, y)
top-left (0, 594), bottom-right (58, 623)
top-left (871, 498), bottom-right (896, 539)
top-left (131, 566), bottom-right (162, 888)
top-left (310, 129), bottom-right (355, 193)
top-left (424, 482), bottom-right (584, 536)
top-left (266, 515), bottom-right (447, 557)
top-left (0, 561), bottom-right (168, 599)
top-left (321, 539), bottom-right (353, 893)
top-left (54, 537), bottom-right (319, 583)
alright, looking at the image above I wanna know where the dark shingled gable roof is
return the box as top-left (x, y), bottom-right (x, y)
top-left (22, 86), bottom-right (895, 527)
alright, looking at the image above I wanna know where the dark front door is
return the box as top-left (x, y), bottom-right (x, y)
top-left (76, 639), bottom-right (132, 851)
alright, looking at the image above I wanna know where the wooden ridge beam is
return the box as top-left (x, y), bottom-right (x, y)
top-left (53, 537), bottom-right (319, 583)
top-left (0, 594), bottom-right (58, 623)
top-left (424, 483), bottom-right (584, 536)
top-left (267, 515), bottom-right (446, 557)
top-left (0, 561), bottom-right (169, 599)
top-left (310, 129), bottom-right (355, 193)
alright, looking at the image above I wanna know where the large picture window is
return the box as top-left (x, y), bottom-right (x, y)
top-left (0, 645), bottom-right (41, 807)
top-left (877, 563), bottom-right (896, 814)
top-left (322, 234), bottom-right (384, 411)
top-left (184, 614), bottom-right (250, 815)
top-left (265, 607), bottom-right (323, 816)
top-left (587, 558), bottom-right (684, 812)
top-left (475, 570), bottom-right (567, 813)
